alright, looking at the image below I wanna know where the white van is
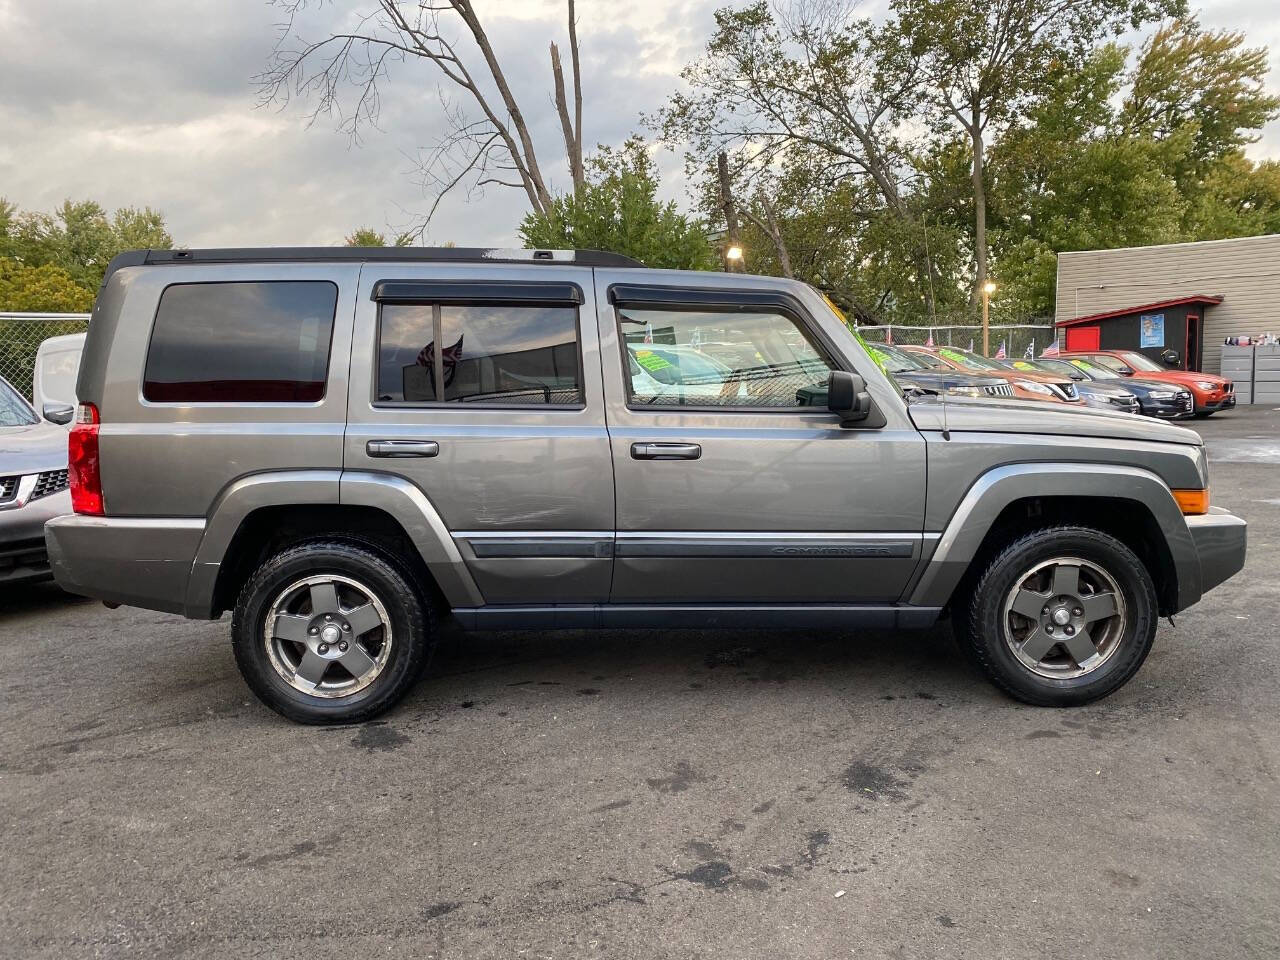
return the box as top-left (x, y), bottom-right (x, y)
top-left (32, 332), bottom-right (85, 424)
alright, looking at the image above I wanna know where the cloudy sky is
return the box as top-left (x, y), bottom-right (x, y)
top-left (1, 0), bottom-right (1277, 249)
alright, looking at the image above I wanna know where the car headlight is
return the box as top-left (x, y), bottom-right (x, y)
top-left (1196, 381), bottom-right (1216, 391)
top-left (1150, 391), bottom-right (1176, 399)
top-left (947, 386), bottom-right (984, 397)
top-left (1015, 379), bottom-right (1053, 395)
top-left (1108, 394), bottom-right (1136, 405)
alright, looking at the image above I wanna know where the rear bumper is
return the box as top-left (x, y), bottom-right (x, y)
top-left (1185, 507), bottom-right (1247, 599)
top-left (45, 515), bottom-right (204, 614)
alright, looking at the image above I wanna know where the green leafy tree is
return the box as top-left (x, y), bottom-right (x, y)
top-left (344, 227), bottom-right (414, 247)
top-left (518, 138), bottom-right (716, 270)
top-left (656, 1), bottom-right (944, 315)
top-left (1123, 19), bottom-right (1280, 186)
top-left (893, 0), bottom-right (1184, 310)
top-left (0, 258), bottom-right (95, 312)
top-left (6, 199), bottom-right (173, 293)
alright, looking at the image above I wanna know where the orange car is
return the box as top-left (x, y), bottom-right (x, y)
top-left (902, 346), bottom-right (1082, 403)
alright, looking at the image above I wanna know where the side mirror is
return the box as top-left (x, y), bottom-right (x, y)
top-left (42, 402), bottom-right (74, 425)
top-left (1118, 367), bottom-right (1134, 376)
top-left (1160, 349), bottom-right (1180, 367)
top-left (827, 370), bottom-right (873, 425)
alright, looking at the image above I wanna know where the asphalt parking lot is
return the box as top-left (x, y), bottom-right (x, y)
top-left (2, 407), bottom-right (1278, 959)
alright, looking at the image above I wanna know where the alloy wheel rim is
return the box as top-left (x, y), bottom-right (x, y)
top-left (1001, 556), bottom-right (1127, 680)
top-left (263, 574), bottom-right (393, 698)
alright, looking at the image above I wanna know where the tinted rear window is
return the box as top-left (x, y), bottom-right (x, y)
top-left (377, 303), bottom-right (582, 405)
top-left (144, 281), bottom-right (338, 402)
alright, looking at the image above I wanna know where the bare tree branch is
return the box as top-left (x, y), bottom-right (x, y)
top-left (257, 0), bottom-right (584, 229)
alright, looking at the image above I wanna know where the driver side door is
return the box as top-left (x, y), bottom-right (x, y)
top-left (594, 274), bottom-right (928, 605)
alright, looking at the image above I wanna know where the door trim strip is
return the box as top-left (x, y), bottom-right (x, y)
top-left (454, 530), bottom-right (932, 560)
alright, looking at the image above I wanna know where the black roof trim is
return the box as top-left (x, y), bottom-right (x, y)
top-left (371, 279), bottom-right (583, 304)
top-left (99, 247), bottom-right (642, 292)
top-left (608, 283), bottom-right (803, 314)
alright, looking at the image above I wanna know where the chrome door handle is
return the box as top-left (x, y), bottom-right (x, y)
top-left (630, 442), bottom-right (702, 461)
top-left (366, 440), bottom-right (440, 458)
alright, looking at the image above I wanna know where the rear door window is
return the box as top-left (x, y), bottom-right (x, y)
top-left (144, 281), bottom-right (337, 402)
top-left (377, 303), bottom-right (583, 405)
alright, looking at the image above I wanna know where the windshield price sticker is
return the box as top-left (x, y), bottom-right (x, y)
top-left (634, 350), bottom-right (673, 373)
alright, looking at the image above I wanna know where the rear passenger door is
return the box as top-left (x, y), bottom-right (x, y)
top-left (594, 272), bottom-right (928, 605)
top-left (346, 265), bottom-right (614, 605)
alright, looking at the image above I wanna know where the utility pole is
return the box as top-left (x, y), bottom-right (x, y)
top-left (717, 152), bottom-right (742, 272)
top-left (981, 281), bottom-right (996, 355)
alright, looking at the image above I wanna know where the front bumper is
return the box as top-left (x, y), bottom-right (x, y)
top-left (1185, 507), bottom-right (1247, 599)
top-left (45, 514), bottom-right (205, 614)
top-left (1140, 394), bottom-right (1195, 419)
top-left (1197, 393), bottom-right (1236, 413)
top-left (0, 489), bottom-right (71, 584)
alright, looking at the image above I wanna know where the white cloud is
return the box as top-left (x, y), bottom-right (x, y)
top-left (0, 0), bottom-right (1276, 249)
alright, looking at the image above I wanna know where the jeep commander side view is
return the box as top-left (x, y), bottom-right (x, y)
top-left (46, 247), bottom-right (1247, 724)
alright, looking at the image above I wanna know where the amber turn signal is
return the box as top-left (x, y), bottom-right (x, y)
top-left (1172, 488), bottom-right (1209, 515)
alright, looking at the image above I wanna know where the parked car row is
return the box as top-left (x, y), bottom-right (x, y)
top-left (861, 340), bottom-right (1230, 421)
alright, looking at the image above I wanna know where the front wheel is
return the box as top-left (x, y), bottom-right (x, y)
top-left (231, 540), bottom-right (434, 724)
top-left (955, 526), bottom-right (1157, 706)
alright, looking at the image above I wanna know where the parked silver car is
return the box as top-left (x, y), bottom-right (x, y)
top-left (0, 376), bottom-right (71, 584)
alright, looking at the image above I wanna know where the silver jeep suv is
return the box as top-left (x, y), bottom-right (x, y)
top-left (46, 247), bottom-right (1247, 723)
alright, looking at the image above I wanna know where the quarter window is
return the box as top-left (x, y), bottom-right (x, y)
top-left (144, 281), bottom-right (337, 403)
top-left (616, 307), bottom-right (833, 407)
top-left (377, 303), bottom-right (582, 405)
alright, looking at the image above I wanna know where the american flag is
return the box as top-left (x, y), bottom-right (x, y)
top-left (1041, 340), bottom-right (1060, 356)
top-left (995, 341), bottom-right (1006, 359)
top-left (416, 335), bottom-right (465, 387)
top-left (925, 329), bottom-right (934, 348)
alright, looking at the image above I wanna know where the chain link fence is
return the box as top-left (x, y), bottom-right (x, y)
top-left (855, 323), bottom-right (1059, 360)
top-left (0, 313), bottom-right (91, 400)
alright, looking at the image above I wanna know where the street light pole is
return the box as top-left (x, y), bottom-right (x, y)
top-left (982, 281), bottom-right (996, 356)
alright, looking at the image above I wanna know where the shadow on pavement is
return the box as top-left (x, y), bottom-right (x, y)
top-left (0, 580), bottom-right (93, 621)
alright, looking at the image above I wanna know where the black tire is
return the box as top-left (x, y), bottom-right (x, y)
top-left (1193, 411), bottom-right (1213, 419)
top-left (954, 526), bottom-right (1157, 707)
top-left (231, 539), bottom-right (435, 724)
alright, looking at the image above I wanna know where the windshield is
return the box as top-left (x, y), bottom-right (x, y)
top-left (1063, 358), bottom-right (1119, 380)
top-left (935, 347), bottom-right (1006, 371)
top-left (1006, 359), bottom-right (1052, 374)
top-left (0, 378), bottom-right (39, 427)
top-left (866, 343), bottom-right (927, 374)
top-left (1118, 351), bottom-right (1166, 372)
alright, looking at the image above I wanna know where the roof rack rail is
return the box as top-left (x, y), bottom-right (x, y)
top-left (148, 246), bottom-right (642, 267)
top-left (100, 246), bottom-right (644, 291)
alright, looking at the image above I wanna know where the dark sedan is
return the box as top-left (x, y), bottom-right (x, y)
top-left (1002, 358), bottom-right (1139, 414)
top-left (1033, 356), bottom-right (1194, 419)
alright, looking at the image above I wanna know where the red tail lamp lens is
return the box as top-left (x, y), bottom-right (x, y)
top-left (69, 402), bottom-right (103, 515)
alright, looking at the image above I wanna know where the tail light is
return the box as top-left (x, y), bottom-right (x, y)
top-left (68, 402), bottom-right (104, 515)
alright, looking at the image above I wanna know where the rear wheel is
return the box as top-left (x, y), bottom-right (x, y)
top-left (955, 526), bottom-right (1157, 706)
top-left (232, 540), bottom-right (434, 724)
